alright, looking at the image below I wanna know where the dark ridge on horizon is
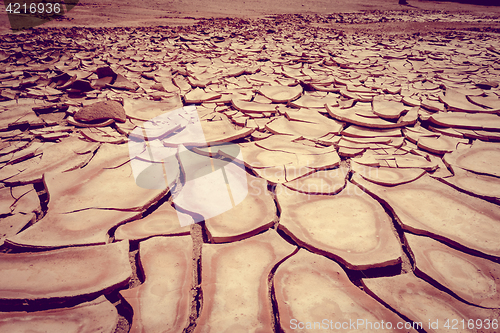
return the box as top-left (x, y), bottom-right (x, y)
top-left (420, 0), bottom-right (500, 6)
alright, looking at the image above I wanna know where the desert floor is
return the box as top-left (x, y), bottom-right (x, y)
top-left (0, 0), bottom-right (500, 332)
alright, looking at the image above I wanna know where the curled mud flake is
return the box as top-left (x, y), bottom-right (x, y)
top-left (430, 112), bottom-right (500, 131)
top-left (438, 167), bottom-right (500, 203)
top-left (444, 140), bottom-right (500, 178)
top-left (275, 249), bottom-right (415, 333)
top-left (0, 296), bottom-right (118, 333)
top-left (277, 182), bottom-right (402, 270)
top-left (362, 273), bottom-right (499, 333)
top-left (195, 230), bottom-right (295, 333)
top-left (184, 88), bottom-right (221, 104)
top-left (0, 241), bottom-right (131, 301)
top-left (352, 173), bottom-right (500, 258)
top-left (439, 89), bottom-right (500, 113)
top-left (120, 236), bottom-right (193, 333)
top-left (351, 162), bottom-right (425, 186)
top-left (114, 202), bottom-right (191, 242)
top-left (205, 173), bottom-right (275, 243)
top-left (406, 233), bottom-right (500, 309)
top-left (258, 84), bottom-right (302, 103)
top-left (283, 164), bottom-right (349, 195)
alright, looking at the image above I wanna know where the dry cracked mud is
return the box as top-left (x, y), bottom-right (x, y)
top-left (0, 9), bottom-right (500, 333)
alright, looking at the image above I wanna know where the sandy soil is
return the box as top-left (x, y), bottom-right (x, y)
top-left (1, 0), bottom-right (500, 35)
top-left (0, 1), bottom-right (499, 333)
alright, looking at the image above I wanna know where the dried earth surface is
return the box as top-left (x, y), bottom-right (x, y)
top-left (0, 1), bottom-right (500, 332)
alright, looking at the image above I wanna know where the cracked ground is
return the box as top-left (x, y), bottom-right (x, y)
top-left (0, 8), bottom-right (500, 333)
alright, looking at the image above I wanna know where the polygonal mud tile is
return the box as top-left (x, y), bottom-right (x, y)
top-left (283, 165), bottom-right (349, 195)
top-left (426, 154), bottom-right (453, 178)
top-left (265, 117), bottom-right (336, 138)
top-left (80, 127), bottom-right (127, 144)
top-left (406, 233), bottom-right (500, 308)
top-left (0, 241), bottom-right (130, 301)
top-left (120, 236), bottom-right (192, 333)
top-left (275, 249), bottom-right (416, 333)
top-left (0, 141), bottom-right (30, 157)
top-left (198, 118), bottom-right (254, 145)
top-left (43, 143), bottom-right (166, 213)
top-left (258, 84), bottom-right (302, 103)
top-left (342, 125), bottom-right (402, 138)
top-left (115, 118), bottom-right (137, 136)
top-left (403, 127), bottom-right (441, 145)
top-left (0, 156), bottom-right (42, 183)
top-left (0, 103), bottom-right (43, 129)
top-left (239, 142), bottom-right (298, 169)
top-left (158, 110), bottom-right (253, 147)
top-left (288, 94), bottom-right (338, 108)
top-left (437, 167), bottom-right (500, 203)
top-left (109, 73), bottom-right (139, 91)
top-left (339, 147), bottom-right (366, 157)
top-left (352, 162), bottom-right (425, 186)
top-left (253, 165), bottom-right (287, 183)
top-left (245, 136), bottom-right (341, 180)
top-left (0, 296), bottom-right (118, 333)
top-left (114, 202), bottom-right (190, 241)
top-left (184, 88), bottom-right (221, 104)
top-left (0, 213), bottom-right (35, 247)
top-left (172, 145), bottom-right (249, 226)
top-left (7, 141), bottom-right (45, 164)
top-left (6, 199), bottom-right (142, 248)
top-left (342, 136), bottom-right (393, 145)
top-left (327, 102), bottom-right (411, 129)
top-left (10, 184), bottom-right (40, 214)
top-left (394, 155), bottom-right (438, 171)
top-left (231, 98), bottom-right (277, 113)
top-left (468, 94), bottom-right (500, 109)
top-left (205, 173), bottom-right (276, 243)
top-left (316, 133), bottom-right (341, 146)
top-left (337, 139), bottom-right (378, 150)
top-left (276, 182), bottom-right (402, 270)
top-left (284, 108), bottom-right (343, 132)
top-left (417, 135), bottom-right (467, 155)
top-left (352, 173), bottom-right (500, 258)
top-left (2, 136), bottom-right (98, 185)
top-left (195, 229), bottom-right (295, 332)
top-left (372, 100), bottom-right (408, 120)
top-left (444, 140), bottom-right (500, 178)
top-left (427, 125), bottom-right (463, 138)
top-left (0, 186), bottom-right (15, 215)
top-left (421, 98), bottom-right (446, 113)
top-left (255, 135), bottom-right (336, 156)
top-left (362, 273), bottom-right (499, 333)
top-left (430, 112), bottom-right (500, 131)
top-left (123, 96), bottom-right (183, 121)
top-left (439, 89), bottom-right (499, 113)
top-left (402, 95), bottom-right (421, 107)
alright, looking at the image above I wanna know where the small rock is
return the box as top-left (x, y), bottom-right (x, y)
top-left (74, 100), bottom-right (126, 123)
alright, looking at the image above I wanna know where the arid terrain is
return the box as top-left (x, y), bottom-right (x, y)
top-left (0, 0), bottom-right (500, 332)
top-left (2, 0), bottom-right (500, 34)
